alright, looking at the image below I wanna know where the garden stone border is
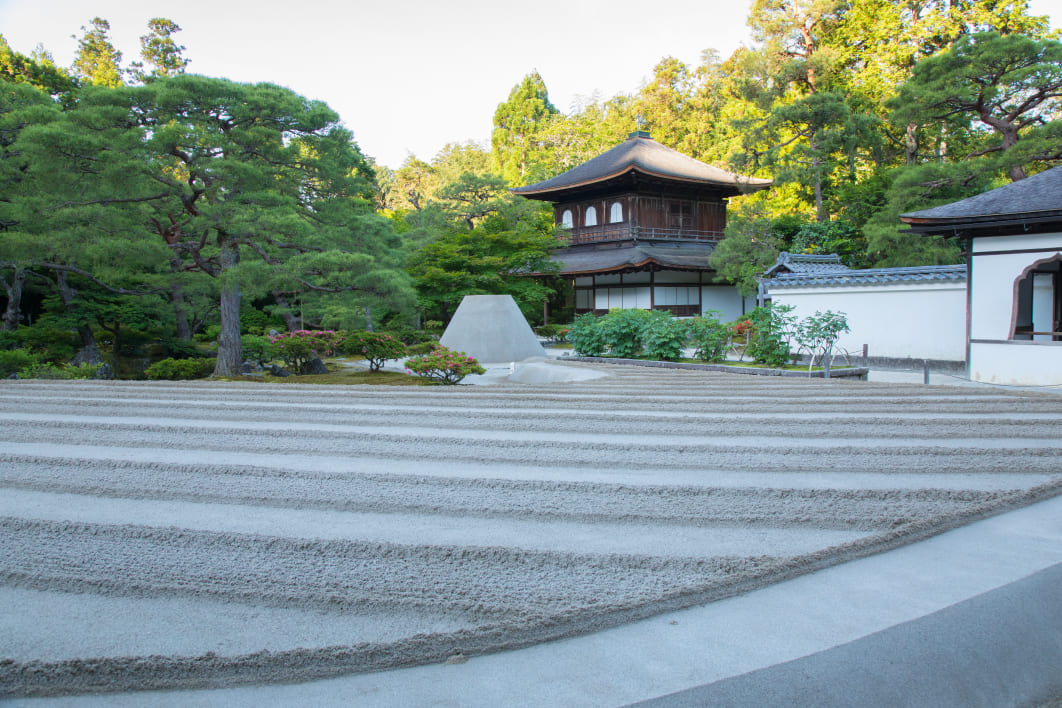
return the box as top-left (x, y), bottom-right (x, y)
top-left (563, 356), bottom-right (869, 379)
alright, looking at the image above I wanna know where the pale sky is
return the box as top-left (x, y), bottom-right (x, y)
top-left (1, 0), bottom-right (1059, 169)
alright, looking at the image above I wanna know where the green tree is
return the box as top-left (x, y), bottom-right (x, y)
top-left (0, 36), bottom-right (77, 99)
top-left (407, 197), bottom-right (561, 323)
top-left (491, 71), bottom-right (559, 186)
top-left (888, 31), bottom-right (1062, 181)
top-left (747, 0), bottom-right (846, 94)
top-left (71, 17), bottom-right (124, 88)
top-left (135, 76), bottom-right (415, 374)
top-left (708, 211), bottom-right (784, 296)
top-left (130, 18), bottom-right (189, 83)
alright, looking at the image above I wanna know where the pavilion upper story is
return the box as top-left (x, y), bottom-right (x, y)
top-left (512, 131), bottom-right (771, 247)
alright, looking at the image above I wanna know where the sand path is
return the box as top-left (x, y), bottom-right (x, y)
top-left (1, 366), bottom-right (1060, 697)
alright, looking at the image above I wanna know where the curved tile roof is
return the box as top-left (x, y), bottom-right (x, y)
top-left (513, 132), bottom-right (772, 199)
top-left (763, 252), bottom-right (851, 277)
top-left (900, 165), bottom-right (1062, 229)
top-left (767, 264), bottom-right (967, 289)
top-left (545, 243), bottom-right (717, 275)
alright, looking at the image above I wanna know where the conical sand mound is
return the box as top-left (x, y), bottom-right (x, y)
top-left (439, 295), bottom-right (546, 363)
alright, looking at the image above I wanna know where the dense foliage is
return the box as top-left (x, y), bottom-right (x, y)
top-left (1, 3), bottom-right (1059, 379)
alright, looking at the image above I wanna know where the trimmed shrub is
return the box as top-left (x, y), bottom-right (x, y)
top-left (145, 357), bottom-right (215, 380)
top-left (405, 341), bottom-right (437, 356)
top-left (340, 331), bottom-right (408, 372)
top-left (406, 346), bottom-right (485, 384)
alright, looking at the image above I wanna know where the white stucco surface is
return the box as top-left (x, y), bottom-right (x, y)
top-left (769, 282), bottom-right (967, 361)
top-left (969, 232), bottom-right (1062, 385)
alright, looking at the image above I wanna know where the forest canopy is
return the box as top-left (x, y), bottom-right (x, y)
top-left (1, 1), bottom-right (1059, 377)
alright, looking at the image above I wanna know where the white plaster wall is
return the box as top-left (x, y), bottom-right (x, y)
top-left (970, 233), bottom-right (1062, 340)
top-left (970, 341), bottom-right (1062, 385)
top-left (968, 232), bottom-right (1062, 384)
top-left (768, 282), bottom-right (967, 361)
top-left (701, 286), bottom-right (748, 321)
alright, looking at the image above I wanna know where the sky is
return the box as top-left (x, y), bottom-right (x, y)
top-left (1, 0), bottom-right (1059, 170)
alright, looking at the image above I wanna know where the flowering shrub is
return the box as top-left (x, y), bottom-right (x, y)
top-left (267, 330), bottom-right (340, 374)
top-left (405, 346), bottom-right (485, 384)
top-left (340, 331), bottom-right (408, 372)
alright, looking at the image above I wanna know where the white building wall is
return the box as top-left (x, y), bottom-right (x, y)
top-left (969, 232), bottom-right (1062, 385)
top-left (768, 282), bottom-right (967, 361)
top-left (701, 286), bottom-right (749, 321)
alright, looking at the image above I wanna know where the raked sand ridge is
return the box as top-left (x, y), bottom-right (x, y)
top-left (1, 364), bottom-right (1061, 697)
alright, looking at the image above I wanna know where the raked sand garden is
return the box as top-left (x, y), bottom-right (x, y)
top-left (2, 363), bottom-right (1062, 697)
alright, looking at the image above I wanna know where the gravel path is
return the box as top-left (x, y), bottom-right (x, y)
top-left (1, 367), bottom-right (1060, 697)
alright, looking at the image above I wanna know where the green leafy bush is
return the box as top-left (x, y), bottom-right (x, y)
top-left (687, 312), bottom-right (732, 362)
top-left (406, 346), bottom-right (485, 384)
top-left (267, 330), bottom-right (340, 374)
top-left (340, 331), bottom-right (408, 372)
top-left (160, 337), bottom-right (203, 360)
top-left (600, 308), bottom-right (651, 358)
top-left (240, 307), bottom-right (286, 335)
top-left (745, 304), bottom-right (797, 367)
top-left (384, 329), bottom-right (437, 346)
top-left (569, 313), bottom-right (607, 356)
top-left (640, 310), bottom-right (688, 361)
top-left (240, 335), bottom-right (275, 366)
top-left (145, 357), bottom-right (215, 380)
top-left (16, 361), bottom-right (105, 379)
top-left (0, 349), bottom-right (40, 377)
top-left (7, 325), bottom-right (80, 363)
top-left (195, 324), bottom-right (222, 343)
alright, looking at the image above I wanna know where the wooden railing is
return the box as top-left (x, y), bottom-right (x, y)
top-left (569, 225), bottom-right (723, 245)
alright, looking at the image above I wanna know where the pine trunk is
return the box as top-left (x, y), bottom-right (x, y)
top-left (272, 291), bottom-right (300, 332)
top-left (213, 238), bottom-right (242, 377)
top-left (170, 257), bottom-right (192, 341)
top-left (2, 267), bottom-right (26, 331)
top-left (56, 270), bottom-right (103, 365)
top-left (905, 123), bottom-right (918, 166)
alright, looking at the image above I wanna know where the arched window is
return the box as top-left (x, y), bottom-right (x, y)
top-left (1011, 255), bottom-right (1062, 341)
top-left (560, 209), bottom-right (573, 228)
top-left (585, 206), bottom-right (597, 226)
top-left (609, 202), bottom-right (623, 223)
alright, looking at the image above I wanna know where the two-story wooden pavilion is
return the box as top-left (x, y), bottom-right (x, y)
top-left (514, 131), bottom-right (770, 318)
